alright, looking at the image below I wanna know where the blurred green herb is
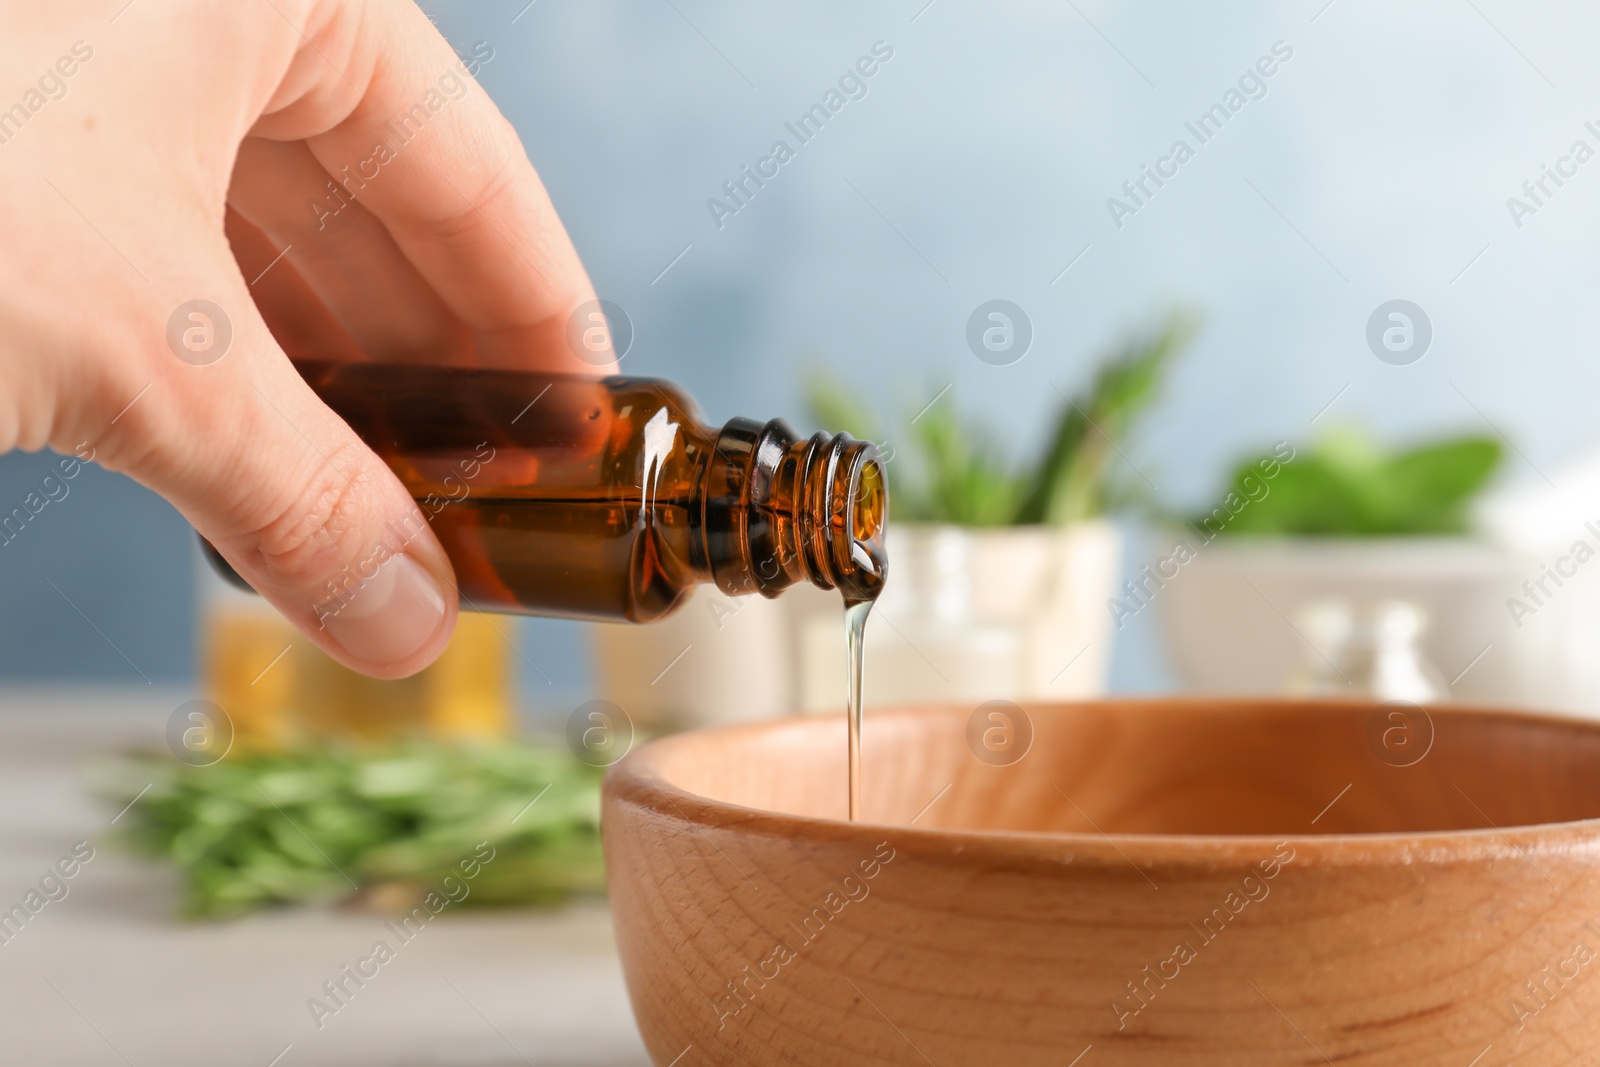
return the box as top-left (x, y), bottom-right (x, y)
top-left (1193, 426), bottom-right (1503, 536)
top-left (806, 309), bottom-right (1196, 526)
top-left (96, 740), bottom-right (605, 919)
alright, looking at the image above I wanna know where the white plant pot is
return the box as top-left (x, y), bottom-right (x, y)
top-left (1155, 535), bottom-right (1520, 703)
top-left (792, 520), bottom-right (1122, 712)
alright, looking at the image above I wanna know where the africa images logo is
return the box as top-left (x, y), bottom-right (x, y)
top-left (706, 41), bottom-right (895, 230)
top-left (1105, 41), bottom-right (1294, 229)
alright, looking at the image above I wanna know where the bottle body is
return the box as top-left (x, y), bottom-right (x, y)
top-left (290, 361), bottom-right (886, 623)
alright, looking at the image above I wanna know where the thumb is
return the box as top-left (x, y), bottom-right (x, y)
top-left (101, 266), bottom-right (458, 679)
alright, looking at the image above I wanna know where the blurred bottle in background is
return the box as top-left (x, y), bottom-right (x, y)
top-left (1288, 598), bottom-right (1447, 703)
top-left (198, 551), bottom-right (512, 750)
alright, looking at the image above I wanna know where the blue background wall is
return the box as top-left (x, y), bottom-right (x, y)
top-left (4, 0), bottom-right (1596, 694)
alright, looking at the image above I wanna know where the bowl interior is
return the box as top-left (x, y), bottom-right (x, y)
top-left (644, 701), bottom-right (1600, 836)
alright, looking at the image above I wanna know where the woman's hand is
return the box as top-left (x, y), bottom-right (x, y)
top-left (0, 0), bottom-right (611, 678)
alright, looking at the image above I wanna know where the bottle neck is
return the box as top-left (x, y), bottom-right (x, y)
top-left (700, 418), bottom-right (887, 603)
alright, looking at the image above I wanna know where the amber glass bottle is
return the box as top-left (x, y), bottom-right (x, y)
top-left (276, 361), bottom-right (888, 623)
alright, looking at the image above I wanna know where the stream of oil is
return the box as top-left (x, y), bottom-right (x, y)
top-left (845, 597), bottom-right (874, 822)
top-left (841, 464), bottom-right (888, 823)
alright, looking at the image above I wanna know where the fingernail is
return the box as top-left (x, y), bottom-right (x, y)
top-left (321, 553), bottom-right (448, 667)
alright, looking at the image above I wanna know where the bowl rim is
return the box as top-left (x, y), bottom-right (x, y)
top-left (603, 697), bottom-right (1600, 870)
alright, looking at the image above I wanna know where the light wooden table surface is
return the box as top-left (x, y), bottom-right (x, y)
top-left (0, 688), bottom-right (651, 1067)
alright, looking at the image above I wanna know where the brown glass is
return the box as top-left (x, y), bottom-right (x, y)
top-left (279, 361), bottom-right (887, 623)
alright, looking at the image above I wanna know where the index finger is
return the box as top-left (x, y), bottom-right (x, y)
top-left (264, 4), bottom-right (614, 373)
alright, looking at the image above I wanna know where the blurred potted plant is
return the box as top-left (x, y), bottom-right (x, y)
top-left (788, 310), bottom-right (1197, 709)
top-left (1155, 427), bottom-right (1517, 701)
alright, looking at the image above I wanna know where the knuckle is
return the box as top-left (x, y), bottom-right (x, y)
top-left (403, 157), bottom-right (523, 250)
top-left (245, 441), bottom-right (383, 586)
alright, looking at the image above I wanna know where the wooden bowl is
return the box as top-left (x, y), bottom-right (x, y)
top-left (602, 699), bottom-right (1600, 1066)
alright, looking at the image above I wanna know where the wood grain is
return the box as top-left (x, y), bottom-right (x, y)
top-left (603, 699), bottom-right (1600, 1065)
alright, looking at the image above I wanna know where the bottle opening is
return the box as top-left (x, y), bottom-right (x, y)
top-left (836, 447), bottom-right (888, 604)
top-left (852, 458), bottom-right (886, 544)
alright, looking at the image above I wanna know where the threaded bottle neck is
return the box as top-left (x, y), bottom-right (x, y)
top-left (701, 418), bottom-right (887, 602)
